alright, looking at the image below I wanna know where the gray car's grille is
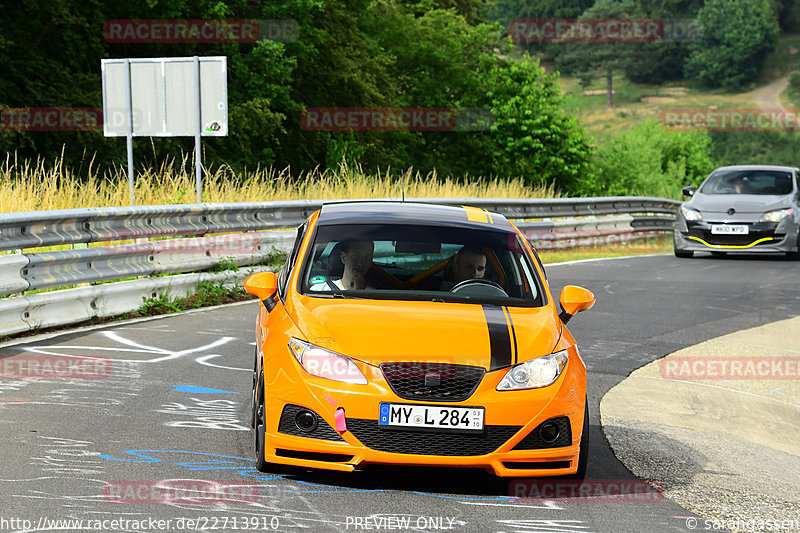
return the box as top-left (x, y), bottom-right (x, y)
top-left (686, 222), bottom-right (782, 246)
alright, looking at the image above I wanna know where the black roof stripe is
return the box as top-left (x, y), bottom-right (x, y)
top-left (317, 202), bottom-right (515, 232)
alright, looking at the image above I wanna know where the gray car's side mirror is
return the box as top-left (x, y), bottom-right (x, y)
top-left (682, 186), bottom-right (696, 197)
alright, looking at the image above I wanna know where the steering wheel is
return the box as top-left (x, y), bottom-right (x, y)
top-left (449, 278), bottom-right (508, 297)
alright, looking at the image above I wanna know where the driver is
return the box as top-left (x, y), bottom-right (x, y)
top-left (731, 175), bottom-right (747, 193)
top-left (453, 246), bottom-right (487, 283)
top-left (440, 246), bottom-right (487, 290)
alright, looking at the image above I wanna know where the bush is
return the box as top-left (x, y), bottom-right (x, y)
top-left (790, 73), bottom-right (800, 91)
top-left (588, 120), bottom-right (714, 198)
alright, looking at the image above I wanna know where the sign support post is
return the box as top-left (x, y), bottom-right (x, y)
top-left (124, 58), bottom-right (134, 206)
top-left (194, 56), bottom-right (203, 203)
top-left (101, 56), bottom-right (227, 205)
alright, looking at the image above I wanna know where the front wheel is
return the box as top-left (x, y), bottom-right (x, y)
top-left (250, 348), bottom-right (258, 428)
top-left (674, 249), bottom-right (693, 258)
top-left (574, 401), bottom-right (589, 480)
top-left (254, 371), bottom-right (269, 472)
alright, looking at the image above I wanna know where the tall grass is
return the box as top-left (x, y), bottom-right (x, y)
top-left (0, 152), bottom-right (556, 213)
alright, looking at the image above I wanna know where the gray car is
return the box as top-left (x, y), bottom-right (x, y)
top-left (673, 165), bottom-right (800, 258)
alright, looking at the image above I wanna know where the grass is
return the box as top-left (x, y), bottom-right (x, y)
top-left (557, 34), bottom-right (800, 138)
top-left (0, 152), bottom-right (557, 213)
top-left (781, 73), bottom-right (800, 108)
top-left (127, 279), bottom-right (249, 318)
top-left (537, 235), bottom-right (671, 264)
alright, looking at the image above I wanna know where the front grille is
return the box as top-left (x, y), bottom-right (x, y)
top-left (685, 222), bottom-right (781, 246)
top-left (380, 362), bottom-right (485, 402)
top-left (512, 417), bottom-right (573, 450)
top-left (278, 404), bottom-right (345, 442)
top-left (347, 418), bottom-right (520, 456)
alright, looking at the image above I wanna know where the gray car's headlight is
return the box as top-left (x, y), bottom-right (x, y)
top-left (497, 350), bottom-right (569, 390)
top-left (288, 338), bottom-right (368, 384)
top-left (759, 208), bottom-right (793, 223)
top-left (680, 205), bottom-right (702, 222)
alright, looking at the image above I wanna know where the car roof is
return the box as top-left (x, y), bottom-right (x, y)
top-left (316, 201), bottom-right (516, 232)
top-left (711, 165), bottom-right (798, 173)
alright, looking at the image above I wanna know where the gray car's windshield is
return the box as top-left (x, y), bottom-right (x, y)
top-left (299, 223), bottom-right (544, 307)
top-left (699, 170), bottom-right (793, 195)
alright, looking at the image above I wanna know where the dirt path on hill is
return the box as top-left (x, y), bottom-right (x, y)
top-left (748, 73), bottom-right (792, 110)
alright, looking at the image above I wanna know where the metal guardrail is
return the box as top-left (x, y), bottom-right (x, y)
top-left (0, 196), bottom-right (679, 336)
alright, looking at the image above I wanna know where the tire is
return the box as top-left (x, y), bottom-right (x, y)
top-left (787, 250), bottom-right (800, 260)
top-left (250, 348), bottom-right (258, 429)
top-left (674, 249), bottom-right (693, 258)
top-left (254, 371), bottom-right (269, 472)
top-left (574, 401), bottom-right (589, 480)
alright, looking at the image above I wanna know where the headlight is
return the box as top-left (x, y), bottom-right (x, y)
top-left (759, 208), bottom-right (793, 223)
top-left (680, 205), bottom-right (702, 222)
top-left (288, 338), bottom-right (368, 384)
top-left (496, 350), bottom-right (569, 390)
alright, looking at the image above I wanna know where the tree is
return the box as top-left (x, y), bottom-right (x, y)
top-left (622, 0), bottom-right (705, 84)
top-left (684, 0), bottom-right (779, 89)
top-left (483, 59), bottom-right (594, 190)
top-left (488, 0), bottom-right (594, 58)
top-left (555, 0), bottom-right (646, 109)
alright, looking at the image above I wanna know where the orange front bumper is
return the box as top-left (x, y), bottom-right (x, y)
top-left (262, 345), bottom-right (586, 478)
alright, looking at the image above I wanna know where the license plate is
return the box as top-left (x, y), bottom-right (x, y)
top-left (711, 224), bottom-right (748, 235)
top-left (379, 403), bottom-right (484, 431)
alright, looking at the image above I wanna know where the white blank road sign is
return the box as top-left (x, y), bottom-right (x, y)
top-left (102, 56), bottom-right (227, 137)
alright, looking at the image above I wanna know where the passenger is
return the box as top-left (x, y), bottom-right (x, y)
top-left (311, 240), bottom-right (374, 290)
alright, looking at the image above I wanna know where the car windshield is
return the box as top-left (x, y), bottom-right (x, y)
top-left (299, 223), bottom-right (544, 307)
top-left (699, 170), bottom-right (793, 195)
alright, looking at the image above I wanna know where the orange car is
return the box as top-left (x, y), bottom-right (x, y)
top-left (244, 202), bottom-right (595, 478)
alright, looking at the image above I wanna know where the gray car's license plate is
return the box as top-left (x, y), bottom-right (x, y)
top-left (711, 224), bottom-right (748, 235)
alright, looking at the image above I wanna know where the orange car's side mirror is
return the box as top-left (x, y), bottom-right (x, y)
top-left (558, 285), bottom-right (595, 324)
top-left (244, 272), bottom-right (278, 307)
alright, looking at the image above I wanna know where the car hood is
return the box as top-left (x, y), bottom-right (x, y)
top-left (689, 193), bottom-right (792, 214)
top-left (288, 296), bottom-right (561, 370)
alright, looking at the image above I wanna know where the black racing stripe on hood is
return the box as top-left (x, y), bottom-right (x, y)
top-left (503, 306), bottom-right (518, 364)
top-left (483, 304), bottom-right (512, 370)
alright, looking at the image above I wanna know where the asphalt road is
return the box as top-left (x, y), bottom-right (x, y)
top-left (1, 253), bottom-right (798, 533)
